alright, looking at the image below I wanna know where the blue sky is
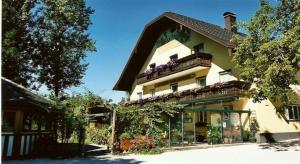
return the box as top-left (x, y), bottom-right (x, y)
top-left (64, 0), bottom-right (267, 103)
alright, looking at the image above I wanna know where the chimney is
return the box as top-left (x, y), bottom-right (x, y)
top-left (223, 12), bottom-right (237, 32)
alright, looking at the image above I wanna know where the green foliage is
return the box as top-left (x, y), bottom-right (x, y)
top-left (232, 0), bottom-right (300, 109)
top-left (155, 27), bottom-right (191, 47)
top-left (31, 0), bottom-right (96, 96)
top-left (206, 124), bottom-right (222, 144)
top-left (86, 125), bottom-right (111, 145)
top-left (129, 136), bottom-right (156, 154)
top-left (249, 118), bottom-right (260, 142)
top-left (242, 130), bottom-right (250, 142)
top-left (2, 119), bottom-right (14, 132)
top-left (2, 0), bottom-right (95, 96)
top-left (2, 0), bottom-right (37, 87)
top-left (116, 102), bottom-right (183, 147)
top-left (52, 91), bottom-right (105, 144)
top-left (120, 132), bottom-right (133, 140)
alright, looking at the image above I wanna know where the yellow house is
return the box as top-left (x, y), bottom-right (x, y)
top-left (113, 12), bottom-right (300, 144)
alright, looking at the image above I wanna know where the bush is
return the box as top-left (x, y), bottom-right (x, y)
top-left (120, 132), bottom-right (133, 151)
top-left (129, 136), bottom-right (156, 153)
top-left (86, 125), bottom-right (111, 145)
top-left (206, 124), bottom-right (222, 144)
top-left (120, 132), bottom-right (132, 140)
top-left (242, 130), bottom-right (250, 142)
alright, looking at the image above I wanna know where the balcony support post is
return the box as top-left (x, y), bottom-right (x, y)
top-left (168, 117), bottom-right (171, 147)
top-left (181, 111), bottom-right (184, 146)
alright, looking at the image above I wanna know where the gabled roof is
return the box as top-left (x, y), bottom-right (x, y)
top-left (2, 77), bottom-right (55, 112)
top-left (113, 12), bottom-right (245, 91)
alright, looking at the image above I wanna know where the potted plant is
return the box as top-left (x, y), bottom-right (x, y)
top-left (206, 124), bottom-right (222, 144)
top-left (167, 59), bottom-right (177, 71)
top-left (120, 132), bottom-right (132, 151)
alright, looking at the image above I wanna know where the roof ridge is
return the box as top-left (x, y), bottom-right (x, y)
top-left (163, 12), bottom-right (236, 34)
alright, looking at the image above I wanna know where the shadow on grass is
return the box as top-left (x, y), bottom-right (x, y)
top-left (259, 140), bottom-right (300, 152)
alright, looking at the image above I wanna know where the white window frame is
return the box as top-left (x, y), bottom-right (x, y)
top-left (285, 105), bottom-right (300, 121)
top-left (196, 76), bottom-right (206, 88)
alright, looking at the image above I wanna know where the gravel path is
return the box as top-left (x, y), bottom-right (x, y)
top-left (4, 144), bottom-right (300, 164)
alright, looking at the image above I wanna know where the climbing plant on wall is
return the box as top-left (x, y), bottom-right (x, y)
top-left (155, 26), bottom-right (191, 47)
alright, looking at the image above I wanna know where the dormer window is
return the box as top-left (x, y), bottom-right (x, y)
top-left (149, 63), bottom-right (156, 70)
top-left (170, 54), bottom-right (178, 61)
top-left (193, 43), bottom-right (204, 54)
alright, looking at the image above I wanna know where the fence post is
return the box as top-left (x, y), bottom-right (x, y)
top-left (111, 107), bottom-right (116, 154)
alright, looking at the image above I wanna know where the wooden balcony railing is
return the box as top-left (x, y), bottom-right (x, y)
top-left (125, 80), bottom-right (250, 106)
top-left (136, 53), bottom-right (212, 85)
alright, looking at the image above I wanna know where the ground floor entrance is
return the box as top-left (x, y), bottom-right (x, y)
top-left (168, 107), bottom-right (250, 146)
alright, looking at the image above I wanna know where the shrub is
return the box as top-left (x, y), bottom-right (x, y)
top-left (120, 132), bottom-right (133, 151)
top-left (129, 136), bottom-right (156, 153)
top-left (206, 124), bottom-right (222, 144)
top-left (120, 132), bottom-right (132, 140)
top-left (86, 125), bottom-right (111, 145)
top-left (242, 130), bottom-right (250, 142)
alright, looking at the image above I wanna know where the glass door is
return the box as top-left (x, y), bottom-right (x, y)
top-left (222, 106), bottom-right (242, 143)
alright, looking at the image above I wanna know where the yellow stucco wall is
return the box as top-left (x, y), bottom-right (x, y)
top-left (130, 30), bottom-right (238, 100)
top-left (128, 28), bottom-right (300, 135)
top-left (244, 98), bottom-right (300, 133)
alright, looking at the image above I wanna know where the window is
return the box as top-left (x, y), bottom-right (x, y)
top-left (170, 83), bottom-right (178, 92)
top-left (219, 70), bottom-right (235, 83)
top-left (150, 89), bottom-right (155, 97)
top-left (286, 105), bottom-right (300, 121)
top-left (196, 76), bottom-right (206, 88)
top-left (23, 114), bottom-right (39, 131)
top-left (2, 112), bottom-right (15, 132)
top-left (193, 43), bottom-right (204, 54)
top-left (170, 54), bottom-right (178, 60)
top-left (149, 63), bottom-right (156, 69)
top-left (197, 112), bottom-right (207, 123)
top-left (137, 92), bottom-right (142, 99)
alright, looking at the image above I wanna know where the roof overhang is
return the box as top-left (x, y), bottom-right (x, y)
top-left (2, 77), bottom-right (55, 113)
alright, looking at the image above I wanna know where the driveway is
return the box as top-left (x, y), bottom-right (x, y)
top-left (4, 143), bottom-right (300, 164)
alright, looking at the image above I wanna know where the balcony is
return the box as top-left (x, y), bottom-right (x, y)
top-left (125, 80), bottom-right (250, 106)
top-left (136, 53), bottom-right (212, 85)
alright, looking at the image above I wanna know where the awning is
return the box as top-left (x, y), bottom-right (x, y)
top-left (179, 96), bottom-right (239, 105)
top-left (184, 108), bottom-right (251, 113)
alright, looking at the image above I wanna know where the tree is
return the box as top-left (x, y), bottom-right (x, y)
top-left (2, 0), bottom-right (37, 87)
top-left (53, 91), bottom-right (104, 143)
top-left (232, 0), bottom-right (300, 109)
top-left (31, 0), bottom-right (96, 96)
